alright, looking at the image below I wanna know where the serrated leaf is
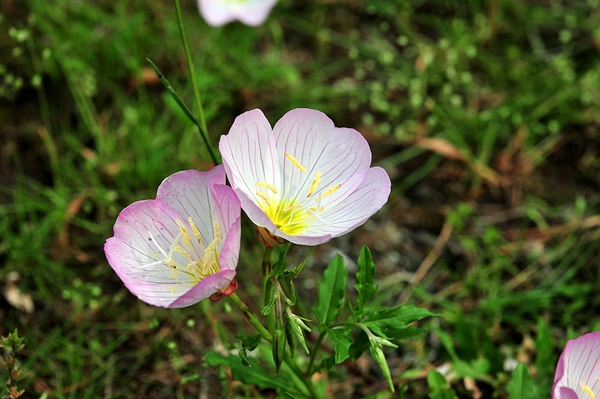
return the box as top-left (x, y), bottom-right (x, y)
top-left (355, 246), bottom-right (378, 318)
top-left (363, 306), bottom-right (435, 336)
top-left (427, 370), bottom-right (459, 399)
top-left (205, 352), bottom-right (304, 397)
top-left (327, 329), bottom-right (352, 364)
top-left (508, 363), bottom-right (535, 399)
top-left (312, 255), bottom-right (347, 327)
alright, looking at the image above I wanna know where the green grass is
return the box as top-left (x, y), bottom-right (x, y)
top-left (1, 0), bottom-right (600, 397)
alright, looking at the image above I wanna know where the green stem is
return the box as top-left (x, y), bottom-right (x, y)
top-left (172, 0), bottom-right (220, 165)
top-left (305, 330), bottom-right (325, 375)
top-left (227, 293), bottom-right (270, 340)
top-left (227, 293), bottom-right (319, 398)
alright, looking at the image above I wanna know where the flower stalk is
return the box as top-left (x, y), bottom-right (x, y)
top-left (172, 0), bottom-right (220, 165)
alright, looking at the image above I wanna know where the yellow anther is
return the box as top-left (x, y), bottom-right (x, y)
top-left (309, 206), bottom-right (324, 213)
top-left (213, 215), bottom-right (222, 245)
top-left (188, 217), bottom-right (203, 244)
top-left (307, 171), bottom-right (322, 198)
top-left (173, 245), bottom-right (191, 259)
top-left (176, 219), bottom-right (192, 247)
top-left (284, 153), bottom-right (307, 172)
top-left (257, 182), bottom-right (279, 194)
top-left (167, 260), bottom-right (180, 279)
top-left (319, 183), bottom-right (342, 200)
top-left (169, 283), bottom-right (181, 295)
top-left (580, 381), bottom-right (595, 399)
top-left (256, 191), bottom-right (271, 207)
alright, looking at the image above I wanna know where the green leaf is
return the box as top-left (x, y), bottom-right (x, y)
top-left (349, 330), bottom-right (370, 361)
top-left (508, 363), bottom-right (535, 399)
top-left (427, 370), bottom-right (459, 399)
top-left (363, 306), bottom-right (435, 336)
top-left (237, 334), bottom-right (262, 351)
top-left (236, 334), bottom-right (262, 367)
top-left (326, 329), bottom-right (352, 364)
top-left (312, 255), bottom-right (347, 327)
top-left (535, 318), bottom-right (555, 379)
top-left (354, 246), bottom-right (378, 318)
top-left (205, 352), bottom-right (304, 397)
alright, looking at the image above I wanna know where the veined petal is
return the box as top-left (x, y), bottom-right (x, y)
top-left (302, 167), bottom-right (391, 239)
top-left (170, 270), bottom-right (236, 308)
top-left (220, 108), bottom-right (392, 246)
top-left (552, 331), bottom-right (600, 399)
top-left (212, 184), bottom-right (242, 272)
top-left (105, 196), bottom-right (236, 308)
top-left (157, 167), bottom-right (225, 248)
top-left (106, 200), bottom-right (200, 307)
top-left (219, 109), bottom-right (282, 211)
top-left (211, 182), bottom-right (241, 237)
top-left (273, 109), bottom-right (371, 208)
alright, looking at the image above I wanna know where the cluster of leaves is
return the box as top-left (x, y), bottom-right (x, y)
top-left (0, 330), bottom-right (26, 399)
top-left (207, 246), bottom-right (434, 397)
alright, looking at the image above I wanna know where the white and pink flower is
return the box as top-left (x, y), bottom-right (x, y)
top-left (219, 108), bottom-right (391, 247)
top-left (553, 331), bottom-right (600, 399)
top-left (104, 165), bottom-right (241, 308)
top-left (197, 0), bottom-right (278, 27)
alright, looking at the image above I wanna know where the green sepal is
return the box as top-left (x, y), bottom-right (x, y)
top-left (286, 310), bottom-right (311, 355)
top-left (369, 339), bottom-right (395, 392)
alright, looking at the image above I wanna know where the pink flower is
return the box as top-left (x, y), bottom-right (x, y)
top-left (197, 0), bottom-right (278, 27)
top-left (219, 108), bottom-right (391, 247)
top-left (553, 331), bottom-right (600, 399)
top-left (104, 165), bottom-right (241, 308)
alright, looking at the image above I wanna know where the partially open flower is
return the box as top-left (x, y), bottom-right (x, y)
top-left (219, 108), bottom-right (391, 246)
top-left (197, 0), bottom-right (278, 27)
top-left (553, 331), bottom-right (600, 399)
top-left (104, 165), bottom-right (241, 308)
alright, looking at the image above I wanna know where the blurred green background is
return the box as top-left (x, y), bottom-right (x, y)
top-left (1, 0), bottom-right (600, 397)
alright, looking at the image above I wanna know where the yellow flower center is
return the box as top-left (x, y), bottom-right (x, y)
top-left (261, 199), bottom-right (311, 236)
top-left (146, 215), bottom-right (221, 284)
top-left (253, 152), bottom-right (342, 237)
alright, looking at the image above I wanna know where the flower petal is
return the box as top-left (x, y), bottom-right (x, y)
top-left (105, 200), bottom-right (200, 307)
top-left (301, 166), bottom-right (391, 240)
top-left (552, 331), bottom-right (600, 399)
top-left (219, 109), bottom-right (282, 222)
top-left (272, 109), bottom-right (372, 208)
top-left (197, 0), bottom-right (277, 27)
top-left (169, 270), bottom-right (236, 308)
top-left (212, 184), bottom-right (242, 272)
top-left (156, 167), bottom-right (225, 248)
